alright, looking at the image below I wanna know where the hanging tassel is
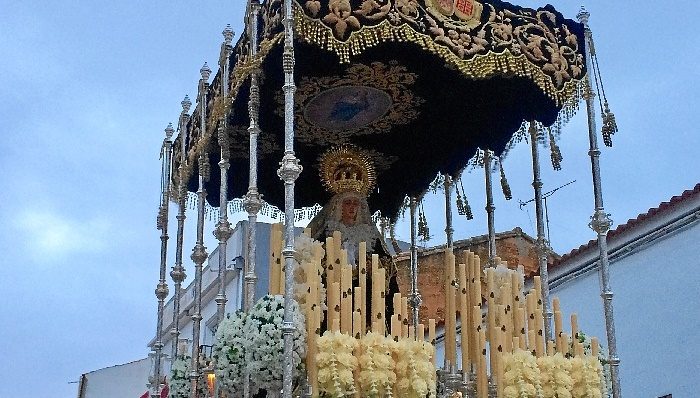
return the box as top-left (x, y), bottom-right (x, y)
top-left (463, 194), bottom-right (473, 220)
top-left (548, 129), bottom-right (563, 171)
top-left (601, 101), bottom-right (618, 147)
top-left (499, 159), bottom-right (512, 201)
top-left (456, 190), bottom-right (466, 216)
top-left (457, 178), bottom-right (474, 220)
top-left (418, 203), bottom-right (430, 241)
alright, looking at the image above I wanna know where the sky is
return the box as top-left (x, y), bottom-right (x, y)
top-left (1, 1), bottom-right (698, 397)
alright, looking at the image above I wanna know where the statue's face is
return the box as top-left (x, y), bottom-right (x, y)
top-left (340, 196), bottom-right (361, 226)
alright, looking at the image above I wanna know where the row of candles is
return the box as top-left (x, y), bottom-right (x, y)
top-left (268, 226), bottom-right (439, 397)
top-left (268, 225), bottom-right (601, 397)
top-left (442, 248), bottom-right (601, 397)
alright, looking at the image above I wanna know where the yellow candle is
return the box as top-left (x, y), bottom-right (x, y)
top-left (359, 241), bottom-right (367, 333)
top-left (332, 318), bottom-right (340, 333)
top-left (535, 308), bottom-right (544, 357)
top-left (341, 264), bottom-right (352, 334)
top-left (516, 307), bottom-right (526, 350)
top-left (325, 236), bottom-right (335, 288)
top-left (459, 261), bottom-right (469, 372)
top-left (331, 282), bottom-right (340, 333)
top-left (528, 330), bottom-right (536, 355)
top-left (393, 293), bottom-right (402, 324)
top-left (401, 297), bottom-right (409, 338)
top-left (332, 231), bottom-right (342, 281)
top-left (478, 329), bottom-right (488, 398)
top-left (552, 296), bottom-right (561, 313)
top-left (391, 314), bottom-right (400, 339)
top-left (353, 311), bottom-right (362, 339)
top-left (533, 276), bottom-right (542, 310)
top-left (591, 337), bottom-right (600, 357)
top-left (547, 340), bottom-right (555, 356)
top-left (418, 323), bottom-right (425, 341)
top-left (429, 319), bottom-right (436, 365)
top-left (575, 341), bottom-right (584, 357)
top-left (446, 248), bottom-right (457, 365)
top-left (500, 304), bottom-right (511, 353)
top-left (571, 313), bottom-right (579, 341)
top-left (378, 267), bottom-right (386, 336)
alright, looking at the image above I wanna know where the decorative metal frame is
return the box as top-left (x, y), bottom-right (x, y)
top-left (243, 3), bottom-right (263, 396)
top-left (151, 123), bottom-right (174, 398)
top-left (170, 95), bottom-right (191, 361)
top-left (278, 0), bottom-right (303, 396)
top-left (483, 149), bottom-right (496, 265)
top-left (444, 174), bottom-right (454, 248)
top-left (578, 7), bottom-right (622, 398)
top-left (214, 25), bottom-right (235, 327)
top-left (189, 63), bottom-right (212, 398)
top-left (409, 196), bottom-right (421, 339)
top-left (528, 122), bottom-right (554, 342)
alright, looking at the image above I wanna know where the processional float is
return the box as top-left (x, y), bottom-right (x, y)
top-left (149, 0), bottom-right (621, 397)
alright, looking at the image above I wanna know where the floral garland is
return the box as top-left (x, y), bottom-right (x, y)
top-left (212, 311), bottom-right (246, 396)
top-left (316, 330), bottom-right (359, 397)
top-left (242, 294), bottom-right (307, 395)
top-left (502, 349), bottom-right (543, 398)
top-left (393, 339), bottom-right (437, 398)
top-left (357, 332), bottom-right (397, 397)
top-left (537, 353), bottom-right (573, 398)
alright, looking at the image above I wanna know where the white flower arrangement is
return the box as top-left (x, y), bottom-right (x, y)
top-left (168, 354), bottom-right (206, 398)
top-left (212, 311), bottom-right (247, 396)
top-left (393, 339), bottom-right (437, 398)
top-left (243, 294), bottom-right (307, 395)
top-left (316, 330), bottom-right (359, 397)
top-left (571, 356), bottom-right (603, 398)
top-left (502, 349), bottom-right (543, 398)
top-left (357, 332), bottom-right (397, 397)
top-left (537, 353), bottom-right (573, 398)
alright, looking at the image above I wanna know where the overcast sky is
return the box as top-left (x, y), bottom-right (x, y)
top-left (1, 1), bottom-right (698, 397)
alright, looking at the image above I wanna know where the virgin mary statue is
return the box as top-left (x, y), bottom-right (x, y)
top-left (307, 146), bottom-right (399, 329)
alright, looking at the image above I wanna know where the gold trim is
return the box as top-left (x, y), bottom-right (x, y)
top-left (293, 4), bottom-right (583, 108)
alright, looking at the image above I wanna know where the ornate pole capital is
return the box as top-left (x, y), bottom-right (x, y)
top-left (277, 153), bottom-right (303, 184)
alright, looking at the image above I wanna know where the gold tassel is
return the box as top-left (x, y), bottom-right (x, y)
top-left (499, 159), bottom-right (512, 201)
top-left (601, 101), bottom-right (618, 147)
top-left (549, 129), bottom-right (563, 171)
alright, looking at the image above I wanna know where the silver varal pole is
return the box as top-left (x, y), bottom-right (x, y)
top-left (170, 95), bottom-right (191, 361)
top-left (444, 174), bottom-right (454, 248)
top-left (528, 122), bottom-right (553, 342)
top-left (278, 0), bottom-right (302, 396)
top-left (244, 0), bottom-right (262, 316)
top-left (578, 7), bottom-right (621, 398)
top-left (151, 123), bottom-right (174, 398)
top-left (190, 62), bottom-right (212, 398)
top-left (243, 4), bottom-right (262, 397)
top-left (483, 150), bottom-right (497, 265)
top-left (214, 25), bottom-right (235, 325)
top-left (409, 197), bottom-right (421, 339)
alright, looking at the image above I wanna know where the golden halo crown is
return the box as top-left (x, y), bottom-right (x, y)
top-left (319, 146), bottom-right (376, 196)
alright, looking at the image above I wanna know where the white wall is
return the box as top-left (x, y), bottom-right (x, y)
top-left (81, 358), bottom-right (150, 398)
top-left (552, 221), bottom-right (700, 398)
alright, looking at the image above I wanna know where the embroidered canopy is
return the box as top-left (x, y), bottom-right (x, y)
top-left (174, 0), bottom-right (586, 219)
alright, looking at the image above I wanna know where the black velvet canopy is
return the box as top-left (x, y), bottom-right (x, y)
top-left (175, 0), bottom-right (586, 220)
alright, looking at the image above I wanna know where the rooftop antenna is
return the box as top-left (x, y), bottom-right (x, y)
top-left (519, 180), bottom-right (576, 245)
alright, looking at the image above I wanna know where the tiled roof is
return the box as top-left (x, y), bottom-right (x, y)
top-left (554, 183), bottom-right (700, 266)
